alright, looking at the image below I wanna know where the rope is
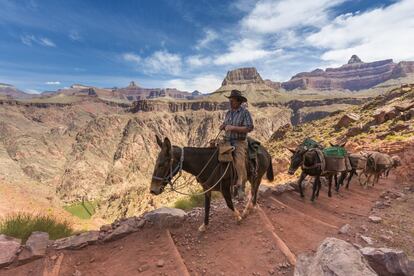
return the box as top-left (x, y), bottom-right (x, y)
top-left (169, 162), bottom-right (231, 196)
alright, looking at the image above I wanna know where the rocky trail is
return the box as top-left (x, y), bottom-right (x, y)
top-left (3, 168), bottom-right (411, 276)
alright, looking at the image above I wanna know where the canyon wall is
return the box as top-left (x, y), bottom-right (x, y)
top-left (282, 56), bottom-right (414, 91)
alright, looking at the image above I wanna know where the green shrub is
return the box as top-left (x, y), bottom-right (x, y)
top-left (0, 213), bottom-right (73, 242)
top-left (173, 192), bottom-right (221, 211)
top-left (64, 201), bottom-right (97, 219)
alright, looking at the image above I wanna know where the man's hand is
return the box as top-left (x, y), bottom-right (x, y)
top-left (225, 125), bottom-right (235, 131)
top-left (219, 124), bottom-right (226, 130)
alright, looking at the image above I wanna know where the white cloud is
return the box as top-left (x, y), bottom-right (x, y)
top-left (307, 0), bottom-right (414, 63)
top-left (123, 53), bottom-right (141, 63)
top-left (242, 0), bottom-right (345, 34)
top-left (164, 74), bottom-right (222, 93)
top-left (45, 81), bottom-right (61, 85)
top-left (20, 34), bottom-right (35, 46)
top-left (20, 34), bottom-right (56, 47)
top-left (123, 50), bottom-right (182, 76)
top-left (69, 30), bottom-right (81, 41)
top-left (195, 29), bottom-right (219, 49)
top-left (145, 51), bottom-right (182, 75)
top-left (186, 55), bottom-right (211, 67)
top-left (25, 89), bottom-right (40, 94)
top-left (39, 37), bottom-right (55, 47)
top-left (214, 38), bottom-right (277, 65)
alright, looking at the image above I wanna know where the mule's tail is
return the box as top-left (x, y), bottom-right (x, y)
top-left (266, 155), bottom-right (274, 181)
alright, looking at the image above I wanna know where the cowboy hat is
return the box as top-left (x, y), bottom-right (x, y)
top-left (225, 89), bottom-right (247, 102)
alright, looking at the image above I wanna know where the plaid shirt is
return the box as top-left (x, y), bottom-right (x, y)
top-left (223, 106), bottom-right (254, 141)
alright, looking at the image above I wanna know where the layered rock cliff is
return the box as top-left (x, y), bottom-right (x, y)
top-left (282, 56), bottom-right (414, 91)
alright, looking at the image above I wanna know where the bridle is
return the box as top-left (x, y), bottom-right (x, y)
top-left (151, 144), bottom-right (231, 196)
top-left (152, 146), bottom-right (184, 189)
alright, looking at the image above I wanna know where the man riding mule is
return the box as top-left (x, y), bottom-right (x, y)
top-left (219, 89), bottom-right (254, 198)
top-left (150, 134), bottom-right (273, 232)
top-left (150, 90), bottom-right (274, 232)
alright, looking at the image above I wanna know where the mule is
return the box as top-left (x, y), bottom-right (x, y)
top-left (363, 153), bottom-right (401, 187)
top-left (337, 153), bottom-right (369, 190)
top-left (288, 141), bottom-right (347, 201)
top-left (150, 135), bottom-right (274, 232)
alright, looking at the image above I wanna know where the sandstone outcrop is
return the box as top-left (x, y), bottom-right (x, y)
top-left (282, 56), bottom-right (414, 91)
top-left (213, 67), bottom-right (279, 102)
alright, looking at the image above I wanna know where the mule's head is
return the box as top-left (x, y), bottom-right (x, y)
top-left (288, 145), bottom-right (308, 175)
top-left (391, 155), bottom-right (401, 168)
top-left (150, 135), bottom-right (173, 195)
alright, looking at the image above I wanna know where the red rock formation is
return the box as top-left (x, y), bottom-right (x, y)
top-left (282, 56), bottom-right (414, 91)
top-left (114, 84), bottom-right (193, 101)
top-left (264, 79), bottom-right (281, 90)
top-left (222, 67), bottom-right (265, 85)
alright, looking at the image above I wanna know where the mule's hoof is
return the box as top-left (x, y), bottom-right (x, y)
top-left (198, 224), bottom-right (207, 232)
top-left (328, 193), bottom-right (332, 197)
top-left (234, 210), bottom-right (242, 224)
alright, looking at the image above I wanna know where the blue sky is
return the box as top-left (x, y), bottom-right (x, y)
top-left (1, 0), bottom-right (413, 93)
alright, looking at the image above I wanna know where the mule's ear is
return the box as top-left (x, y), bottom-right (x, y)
top-left (340, 142), bottom-right (347, 147)
top-left (329, 142), bottom-right (334, 147)
top-left (156, 135), bottom-right (163, 148)
top-left (287, 148), bottom-right (296, 154)
top-left (163, 137), bottom-right (172, 154)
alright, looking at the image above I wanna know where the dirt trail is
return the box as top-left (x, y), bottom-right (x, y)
top-left (1, 171), bottom-right (409, 276)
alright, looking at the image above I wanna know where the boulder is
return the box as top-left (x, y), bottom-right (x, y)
top-left (294, 238), bottom-right (376, 276)
top-left (258, 185), bottom-right (273, 197)
top-left (0, 234), bottom-right (21, 268)
top-left (144, 207), bottom-right (186, 228)
top-left (18, 232), bottom-right (49, 263)
top-left (272, 182), bottom-right (296, 195)
top-left (103, 223), bottom-right (135, 242)
top-left (270, 124), bottom-right (292, 141)
top-left (53, 231), bottom-right (100, 250)
top-left (360, 247), bottom-right (414, 276)
top-left (336, 113), bottom-right (360, 129)
top-left (390, 123), bottom-right (410, 132)
top-left (393, 102), bottom-right (414, 112)
top-left (346, 126), bottom-right (364, 137)
top-left (398, 108), bottom-right (414, 121)
top-left (373, 108), bottom-right (399, 125)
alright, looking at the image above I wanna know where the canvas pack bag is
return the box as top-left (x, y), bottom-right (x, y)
top-left (323, 146), bottom-right (348, 172)
top-left (218, 142), bottom-right (235, 163)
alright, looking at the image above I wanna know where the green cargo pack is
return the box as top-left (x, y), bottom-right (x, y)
top-left (323, 146), bottom-right (347, 157)
top-left (303, 138), bottom-right (321, 149)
